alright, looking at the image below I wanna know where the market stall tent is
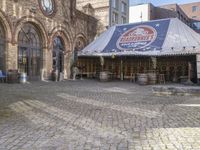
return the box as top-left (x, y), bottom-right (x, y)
top-left (79, 18), bottom-right (200, 56)
top-left (78, 18), bottom-right (200, 82)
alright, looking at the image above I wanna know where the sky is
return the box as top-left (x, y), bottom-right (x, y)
top-left (130, 0), bottom-right (200, 6)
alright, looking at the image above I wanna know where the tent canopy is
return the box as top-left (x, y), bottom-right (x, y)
top-left (79, 18), bottom-right (200, 57)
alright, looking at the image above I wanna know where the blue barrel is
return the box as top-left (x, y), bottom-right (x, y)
top-left (20, 73), bottom-right (27, 83)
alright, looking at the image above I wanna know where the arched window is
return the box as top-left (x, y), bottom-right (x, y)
top-left (53, 36), bottom-right (65, 72)
top-left (75, 37), bottom-right (86, 51)
top-left (18, 23), bottom-right (42, 79)
top-left (18, 24), bottom-right (41, 48)
top-left (0, 22), bottom-right (5, 71)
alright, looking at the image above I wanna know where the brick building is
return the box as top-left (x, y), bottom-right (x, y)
top-left (76, 0), bottom-right (129, 35)
top-left (180, 2), bottom-right (200, 33)
top-left (156, 4), bottom-right (190, 25)
top-left (0, 0), bottom-right (97, 80)
top-left (129, 2), bottom-right (200, 33)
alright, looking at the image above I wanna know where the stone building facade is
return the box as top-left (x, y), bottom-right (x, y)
top-left (0, 0), bottom-right (97, 80)
top-left (76, 0), bottom-right (129, 35)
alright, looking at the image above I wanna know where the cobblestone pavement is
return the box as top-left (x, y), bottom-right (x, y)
top-left (0, 80), bottom-right (200, 150)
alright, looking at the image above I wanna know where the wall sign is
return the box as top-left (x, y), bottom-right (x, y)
top-left (103, 19), bottom-right (170, 53)
top-left (117, 25), bottom-right (157, 51)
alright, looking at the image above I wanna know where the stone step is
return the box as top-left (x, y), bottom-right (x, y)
top-left (152, 85), bottom-right (200, 96)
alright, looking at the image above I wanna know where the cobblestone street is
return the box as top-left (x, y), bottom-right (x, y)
top-left (0, 80), bottom-right (200, 150)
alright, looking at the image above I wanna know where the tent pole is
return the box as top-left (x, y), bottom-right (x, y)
top-left (120, 57), bottom-right (123, 80)
top-left (185, 61), bottom-right (194, 85)
top-left (187, 62), bottom-right (192, 83)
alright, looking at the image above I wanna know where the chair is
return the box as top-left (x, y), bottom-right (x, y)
top-left (130, 73), bottom-right (136, 82)
top-left (0, 70), bottom-right (7, 83)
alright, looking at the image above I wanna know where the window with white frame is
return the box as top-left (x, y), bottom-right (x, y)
top-left (192, 6), bottom-right (198, 12)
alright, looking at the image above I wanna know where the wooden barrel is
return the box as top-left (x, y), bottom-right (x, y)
top-left (148, 73), bottom-right (157, 84)
top-left (99, 71), bottom-right (109, 81)
top-left (7, 70), bottom-right (19, 83)
top-left (51, 70), bottom-right (58, 81)
top-left (137, 73), bottom-right (148, 85)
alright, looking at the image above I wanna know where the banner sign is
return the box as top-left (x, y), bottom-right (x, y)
top-left (103, 19), bottom-right (170, 53)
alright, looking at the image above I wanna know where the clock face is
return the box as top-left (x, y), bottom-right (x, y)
top-left (40, 0), bottom-right (55, 16)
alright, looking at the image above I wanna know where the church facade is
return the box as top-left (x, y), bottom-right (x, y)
top-left (0, 0), bottom-right (97, 80)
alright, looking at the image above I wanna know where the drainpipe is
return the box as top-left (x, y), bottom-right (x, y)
top-left (109, 0), bottom-right (112, 27)
top-left (197, 54), bottom-right (200, 84)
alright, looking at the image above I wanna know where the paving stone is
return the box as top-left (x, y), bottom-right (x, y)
top-left (0, 80), bottom-right (199, 149)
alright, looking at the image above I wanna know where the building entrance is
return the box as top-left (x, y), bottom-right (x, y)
top-left (52, 36), bottom-right (65, 80)
top-left (18, 23), bottom-right (42, 80)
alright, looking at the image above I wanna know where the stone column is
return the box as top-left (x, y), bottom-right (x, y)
top-left (6, 43), bottom-right (18, 70)
top-left (41, 47), bottom-right (49, 80)
top-left (64, 52), bottom-right (72, 79)
top-left (196, 54), bottom-right (200, 83)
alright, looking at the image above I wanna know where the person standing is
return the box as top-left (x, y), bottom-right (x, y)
top-left (72, 66), bottom-right (79, 80)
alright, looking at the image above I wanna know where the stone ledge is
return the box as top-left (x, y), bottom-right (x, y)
top-left (152, 85), bottom-right (200, 96)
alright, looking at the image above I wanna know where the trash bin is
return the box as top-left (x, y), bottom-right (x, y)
top-left (20, 73), bottom-right (27, 83)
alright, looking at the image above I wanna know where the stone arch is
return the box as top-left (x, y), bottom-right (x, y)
top-left (49, 26), bottom-right (72, 52)
top-left (14, 16), bottom-right (48, 48)
top-left (14, 16), bottom-right (48, 80)
top-left (0, 10), bottom-right (12, 71)
top-left (74, 33), bottom-right (87, 51)
top-left (49, 26), bottom-right (73, 79)
top-left (0, 10), bottom-right (12, 42)
top-left (17, 23), bottom-right (44, 79)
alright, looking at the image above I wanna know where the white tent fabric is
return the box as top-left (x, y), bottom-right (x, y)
top-left (79, 18), bottom-right (200, 56)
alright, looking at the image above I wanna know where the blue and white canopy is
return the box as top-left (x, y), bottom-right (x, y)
top-left (79, 18), bottom-right (200, 56)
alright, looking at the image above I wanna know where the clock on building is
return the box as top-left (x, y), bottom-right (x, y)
top-left (39, 0), bottom-right (56, 16)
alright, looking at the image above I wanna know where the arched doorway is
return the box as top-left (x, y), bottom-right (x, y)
top-left (18, 23), bottom-right (42, 80)
top-left (0, 22), bottom-right (5, 71)
top-left (52, 36), bottom-right (65, 80)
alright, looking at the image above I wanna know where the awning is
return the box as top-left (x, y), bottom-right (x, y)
top-left (79, 18), bottom-right (200, 57)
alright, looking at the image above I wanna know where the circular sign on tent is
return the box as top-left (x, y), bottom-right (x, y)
top-left (117, 25), bottom-right (157, 51)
